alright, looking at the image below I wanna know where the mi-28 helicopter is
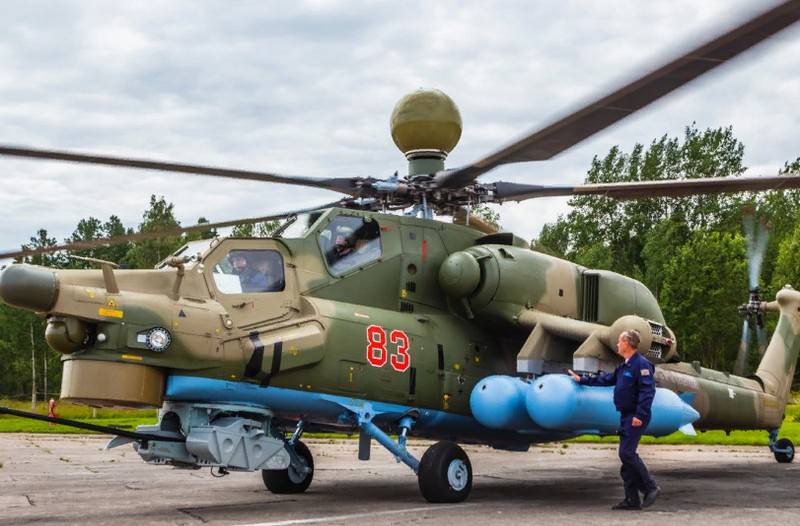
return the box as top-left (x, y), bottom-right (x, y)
top-left (2, 1), bottom-right (800, 504)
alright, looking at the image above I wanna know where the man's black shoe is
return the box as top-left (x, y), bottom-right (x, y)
top-left (642, 486), bottom-right (661, 508)
top-left (612, 499), bottom-right (642, 510)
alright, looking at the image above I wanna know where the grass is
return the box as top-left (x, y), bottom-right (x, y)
top-left (2, 398), bottom-right (800, 446)
top-left (0, 400), bottom-right (157, 434)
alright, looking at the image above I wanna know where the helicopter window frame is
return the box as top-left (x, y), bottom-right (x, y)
top-left (211, 248), bottom-right (286, 295)
top-left (318, 215), bottom-right (383, 276)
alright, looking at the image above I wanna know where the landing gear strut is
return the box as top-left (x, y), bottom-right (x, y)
top-left (769, 429), bottom-right (795, 463)
top-left (351, 405), bottom-right (473, 503)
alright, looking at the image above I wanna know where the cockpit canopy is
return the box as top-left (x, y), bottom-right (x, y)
top-left (213, 248), bottom-right (285, 294)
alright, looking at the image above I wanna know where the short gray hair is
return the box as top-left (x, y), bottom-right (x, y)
top-left (621, 329), bottom-right (641, 349)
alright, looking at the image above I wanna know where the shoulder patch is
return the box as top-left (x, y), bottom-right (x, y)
top-left (641, 368), bottom-right (650, 376)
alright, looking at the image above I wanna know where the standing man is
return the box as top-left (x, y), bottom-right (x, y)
top-left (568, 330), bottom-right (660, 510)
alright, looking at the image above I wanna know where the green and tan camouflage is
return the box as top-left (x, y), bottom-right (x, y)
top-left (1, 206), bottom-right (799, 437)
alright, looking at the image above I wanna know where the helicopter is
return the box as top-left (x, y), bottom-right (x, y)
top-left (2, 1), bottom-right (800, 504)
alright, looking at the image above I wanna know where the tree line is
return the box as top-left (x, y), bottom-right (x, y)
top-left (534, 124), bottom-right (800, 374)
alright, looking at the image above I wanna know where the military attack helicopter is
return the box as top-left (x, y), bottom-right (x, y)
top-left (2, 1), bottom-right (800, 504)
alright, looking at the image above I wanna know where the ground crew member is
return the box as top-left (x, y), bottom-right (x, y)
top-left (568, 329), bottom-right (660, 510)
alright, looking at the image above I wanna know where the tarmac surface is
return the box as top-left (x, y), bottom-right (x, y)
top-left (1, 434), bottom-right (798, 525)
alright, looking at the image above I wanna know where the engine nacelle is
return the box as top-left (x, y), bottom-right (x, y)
top-left (439, 244), bottom-right (678, 364)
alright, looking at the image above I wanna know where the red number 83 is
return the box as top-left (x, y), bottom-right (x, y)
top-left (366, 325), bottom-right (410, 372)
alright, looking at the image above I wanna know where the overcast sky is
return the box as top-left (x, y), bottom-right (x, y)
top-left (1, 1), bottom-right (799, 261)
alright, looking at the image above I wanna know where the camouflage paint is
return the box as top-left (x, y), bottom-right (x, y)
top-left (1, 208), bottom-right (799, 439)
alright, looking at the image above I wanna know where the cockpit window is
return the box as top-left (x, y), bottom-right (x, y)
top-left (319, 216), bottom-right (381, 275)
top-left (212, 249), bottom-right (285, 294)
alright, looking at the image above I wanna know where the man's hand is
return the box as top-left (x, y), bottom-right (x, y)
top-left (631, 417), bottom-right (643, 427)
top-left (567, 369), bottom-right (581, 382)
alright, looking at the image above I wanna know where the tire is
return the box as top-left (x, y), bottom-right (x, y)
top-left (418, 441), bottom-right (472, 503)
top-left (774, 438), bottom-right (795, 464)
top-left (262, 440), bottom-right (314, 494)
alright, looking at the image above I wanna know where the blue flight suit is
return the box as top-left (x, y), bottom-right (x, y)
top-left (580, 352), bottom-right (657, 504)
top-left (237, 269), bottom-right (269, 293)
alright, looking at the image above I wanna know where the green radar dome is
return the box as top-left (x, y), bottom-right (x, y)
top-left (390, 89), bottom-right (462, 157)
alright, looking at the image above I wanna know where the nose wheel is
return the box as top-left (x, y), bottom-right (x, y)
top-left (262, 440), bottom-right (315, 493)
top-left (418, 441), bottom-right (473, 503)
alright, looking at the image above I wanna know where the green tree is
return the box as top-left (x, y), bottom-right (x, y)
top-left (539, 125), bottom-right (747, 276)
top-left (99, 215), bottom-right (133, 264)
top-left (533, 217), bottom-right (569, 257)
top-left (770, 219), bottom-right (800, 293)
top-left (232, 220), bottom-right (281, 238)
top-left (184, 217), bottom-right (218, 242)
top-left (639, 213), bottom-right (691, 297)
top-left (64, 217), bottom-right (105, 268)
top-left (660, 231), bottom-right (748, 370)
top-left (124, 195), bottom-right (183, 269)
top-left (17, 229), bottom-right (66, 268)
top-left (754, 158), bottom-right (800, 293)
top-left (471, 204), bottom-right (500, 230)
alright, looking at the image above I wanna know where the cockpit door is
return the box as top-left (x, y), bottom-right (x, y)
top-left (204, 239), bottom-right (298, 329)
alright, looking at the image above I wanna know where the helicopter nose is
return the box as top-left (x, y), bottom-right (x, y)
top-left (0, 264), bottom-right (59, 312)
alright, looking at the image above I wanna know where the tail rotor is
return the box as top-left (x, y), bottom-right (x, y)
top-left (735, 211), bottom-right (769, 376)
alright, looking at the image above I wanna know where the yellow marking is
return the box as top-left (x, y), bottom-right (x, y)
top-left (473, 356), bottom-right (480, 364)
top-left (442, 393), bottom-right (450, 410)
top-left (348, 367), bottom-right (355, 383)
top-left (400, 289), bottom-right (408, 299)
top-left (85, 288), bottom-right (96, 299)
top-left (121, 354), bottom-right (143, 361)
top-left (98, 307), bottom-right (124, 318)
top-left (453, 363), bottom-right (461, 371)
top-left (306, 384), bottom-right (312, 389)
top-left (215, 328), bottom-right (221, 335)
top-left (173, 321), bottom-right (179, 328)
top-left (106, 298), bottom-right (117, 308)
top-left (288, 346), bottom-right (300, 357)
top-left (230, 374), bottom-right (237, 379)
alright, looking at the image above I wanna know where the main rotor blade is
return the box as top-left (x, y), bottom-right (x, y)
top-left (437, 1), bottom-right (800, 189)
top-left (0, 200), bottom-right (347, 261)
top-left (0, 145), bottom-right (364, 196)
top-left (491, 172), bottom-right (800, 202)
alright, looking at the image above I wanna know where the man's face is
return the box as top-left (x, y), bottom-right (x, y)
top-left (231, 255), bottom-right (247, 271)
top-left (334, 234), bottom-right (349, 253)
top-left (617, 335), bottom-right (629, 356)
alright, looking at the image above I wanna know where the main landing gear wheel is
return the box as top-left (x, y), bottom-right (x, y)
top-left (418, 441), bottom-right (472, 503)
top-left (774, 438), bottom-right (795, 463)
top-left (262, 440), bottom-right (314, 493)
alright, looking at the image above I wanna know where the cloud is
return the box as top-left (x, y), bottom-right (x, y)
top-left (0, 0), bottom-right (798, 257)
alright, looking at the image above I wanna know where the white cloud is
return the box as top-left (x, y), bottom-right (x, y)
top-left (0, 0), bottom-right (798, 257)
